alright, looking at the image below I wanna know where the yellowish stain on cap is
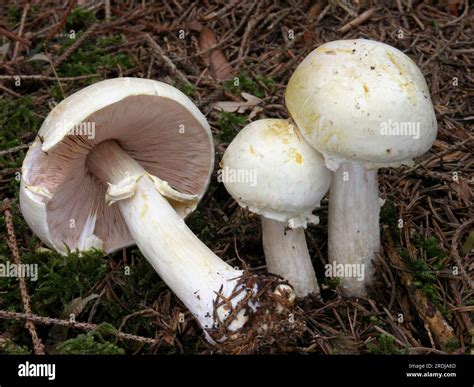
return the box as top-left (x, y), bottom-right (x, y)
top-left (386, 52), bottom-right (404, 74)
top-left (288, 148), bottom-right (304, 164)
top-left (386, 51), bottom-right (416, 103)
top-left (295, 152), bottom-right (303, 164)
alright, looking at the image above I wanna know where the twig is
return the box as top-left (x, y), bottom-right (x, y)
top-left (12, 3), bottom-right (30, 61)
top-left (339, 8), bottom-right (376, 34)
top-left (105, 0), bottom-right (111, 22)
top-left (45, 0), bottom-right (74, 42)
top-left (422, 32), bottom-right (461, 68)
top-left (144, 34), bottom-right (189, 85)
top-left (0, 143), bottom-right (31, 157)
top-left (202, 0), bottom-right (240, 20)
top-left (0, 26), bottom-right (30, 47)
top-left (2, 199), bottom-right (45, 355)
top-left (0, 310), bottom-right (158, 345)
top-left (441, 0), bottom-right (470, 27)
top-left (48, 24), bottom-right (99, 73)
top-left (238, 2), bottom-right (266, 60)
top-left (396, 0), bottom-right (409, 29)
top-left (0, 84), bottom-right (22, 98)
top-left (47, 52), bottom-right (65, 99)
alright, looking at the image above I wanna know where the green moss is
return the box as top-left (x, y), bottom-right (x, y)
top-left (416, 236), bottom-right (446, 260)
top-left (85, 250), bottom-right (168, 332)
top-left (444, 338), bottom-right (460, 353)
top-left (58, 35), bottom-right (134, 77)
top-left (57, 324), bottom-right (125, 355)
top-left (254, 74), bottom-right (276, 95)
top-left (27, 249), bottom-right (107, 316)
top-left (366, 334), bottom-right (406, 354)
top-left (5, 4), bottom-right (40, 27)
top-left (223, 71), bottom-right (275, 98)
top-left (49, 84), bottom-right (64, 102)
top-left (173, 82), bottom-right (196, 98)
top-left (5, 5), bottom-right (22, 25)
top-left (0, 339), bottom-right (31, 355)
top-left (401, 235), bottom-right (447, 307)
top-left (369, 315), bottom-right (383, 327)
top-left (0, 97), bottom-right (41, 151)
top-left (118, 250), bottom-right (167, 302)
top-left (217, 112), bottom-right (248, 143)
top-left (65, 7), bottom-right (97, 31)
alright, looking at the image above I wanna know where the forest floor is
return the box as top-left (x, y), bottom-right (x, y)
top-left (0, 0), bottom-right (472, 354)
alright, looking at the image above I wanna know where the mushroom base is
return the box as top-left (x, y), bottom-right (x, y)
top-left (208, 273), bottom-right (304, 354)
top-left (262, 217), bottom-right (320, 297)
top-left (328, 162), bottom-right (380, 297)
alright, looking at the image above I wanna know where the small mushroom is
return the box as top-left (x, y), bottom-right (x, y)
top-left (20, 78), bottom-right (294, 343)
top-left (221, 119), bottom-right (331, 297)
top-left (285, 39), bottom-right (437, 296)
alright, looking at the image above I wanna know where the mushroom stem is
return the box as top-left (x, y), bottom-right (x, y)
top-left (261, 217), bottom-right (319, 297)
top-left (328, 162), bottom-right (380, 297)
top-left (87, 140), bottom-right (248, 331)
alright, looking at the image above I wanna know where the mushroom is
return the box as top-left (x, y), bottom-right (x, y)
top-left (285, 39), bottom-right (437, 297)
top-left (221, 119), bottom-right (331, 297)
top-left (20, 78), bottom-right (294, 343)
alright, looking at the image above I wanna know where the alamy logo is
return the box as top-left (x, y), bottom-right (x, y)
top-left (18, 361), bottom-right (56, 381)
top-left (217, 166), bottom-right (257, 187)
top-left (380, 119), bottom-right (420, 139)
top-left (325, 261), bottom-right (365, 282)
top-left (0, 262), bottom-right (38, 281)
top-left (55, 120), bottom-right (96, 139)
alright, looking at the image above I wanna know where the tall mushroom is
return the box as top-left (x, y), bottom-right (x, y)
top-left (285, 39), bottom-right (437, 297)
top-left (20, 78), bottom-right (294, 344)
top-left (221, 119), bottom-right (331, 297)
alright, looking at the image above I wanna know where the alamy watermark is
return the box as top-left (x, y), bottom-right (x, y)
top-left (217, 166), bottom-right (257, 187)
top-left (18, 361), bottom-right (55, 381)
top-left (0, 262), bottom-right (38, 281)
top-left (55, 120), bottom-right (96, 139)
top-left (325, 261), bottom-right (365, 282)
top-left (380, 119), bottom-right (420, 139)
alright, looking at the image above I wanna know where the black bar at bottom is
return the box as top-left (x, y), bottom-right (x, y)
top-left (0, 355), bottom-right (471, 386)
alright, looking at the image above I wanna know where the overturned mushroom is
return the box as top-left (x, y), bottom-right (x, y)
top-left (20, 78), bottom-right (295, 346)
top-left (286, 39), bottom-right (437, 296)
top-left (221, 119), bottom-right (331, 297)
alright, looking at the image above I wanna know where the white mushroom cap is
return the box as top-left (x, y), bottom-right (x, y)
top-left (285, 39), bottom-right (437, 171)
top-left (221, 119), bottom-right (331, 228)
top-left (20, 78), bottom-right (214, 254)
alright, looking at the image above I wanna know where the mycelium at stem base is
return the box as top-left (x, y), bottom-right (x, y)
top-left (328, 162), bottom-right (380, 297)
top-left (86, 140), bottom-right (297, 348)
top-left (261, 217), bottom-right (319, 297)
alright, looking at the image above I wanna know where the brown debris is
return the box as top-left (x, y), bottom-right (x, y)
top-left (339, 8), bottom-right (376, 34)
top-left (198, 26), bottom-right (233, 81)
top-left (208, 272), bottom-right (304, 354)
